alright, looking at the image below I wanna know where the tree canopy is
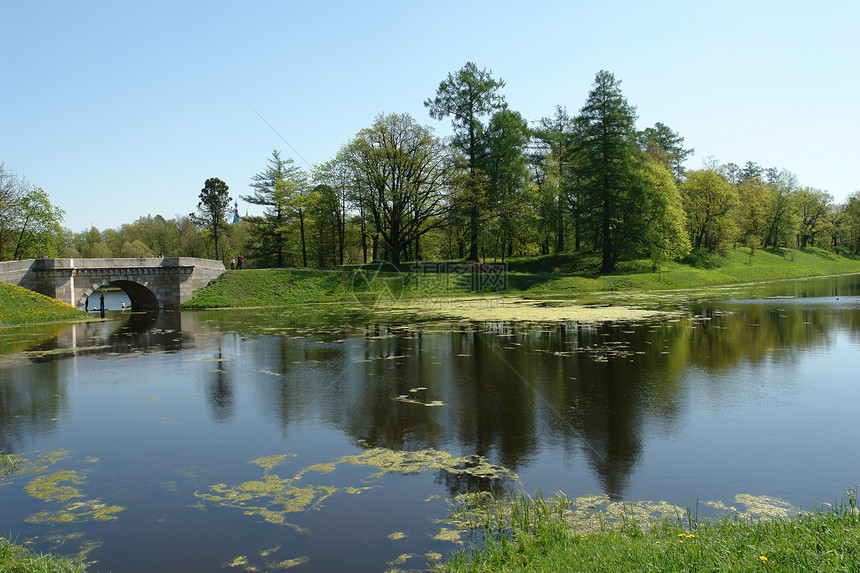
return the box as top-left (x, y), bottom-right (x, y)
top-left (7, 66), bottom-right (855, 273)
top-left (190, 177), bottom-right (232, 261)
top-left (345, 113), bottom-right (453, 265)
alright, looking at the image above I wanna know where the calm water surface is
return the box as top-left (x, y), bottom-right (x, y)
top-left (2, 275), bottom-right (860, 572)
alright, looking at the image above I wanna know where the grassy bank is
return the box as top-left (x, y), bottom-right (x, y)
top-left (0, 538), bottom-right (86, 573)
top-left (0, 281), bottom-right (88, 326)
top-left (439, 490), bottom-right (860, 572)
top-left (181, 247), bottom-right (860, 309)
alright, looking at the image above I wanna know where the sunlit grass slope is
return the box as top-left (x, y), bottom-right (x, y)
top-left (0, 281), bottom-right (88, 326)
top-left (182, 247), bottom-right (860, 309)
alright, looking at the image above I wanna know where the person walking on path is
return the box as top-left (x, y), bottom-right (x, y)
top-left (99, 294), bottom-right (105, 311)
top-left (238, 254), bottom-right (245, 269)
top-left (231, 257), bottom-right (235, 270)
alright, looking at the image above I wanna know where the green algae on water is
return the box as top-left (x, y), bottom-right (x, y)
top-left (1, 450), bottom-right (72, 481)
top-left (224, 550), bottom-right (309, 572)
top-left (196, 447), bottom-right (518, 534)
top-left (446, 492), bottom-right (686, 537)
top-left (251, 454), bottom-right (295, 472)
top-left (338, 448), bottom-right (518, 481)
top-left (17, 457), bottom-right (126, 524)
top-left (26, 497), bottom-right (125, 523)
top-left (705, 493), bottom-right (799, 519)
top-left (25, 470), bottom-right (86, 502)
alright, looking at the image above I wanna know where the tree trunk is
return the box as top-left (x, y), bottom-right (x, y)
top-left (298, 208), bottom-right (307, 267)
top-left (466, 207), bottom-right (479, 261)
top-left (600, 178), bottom-right (613, 273)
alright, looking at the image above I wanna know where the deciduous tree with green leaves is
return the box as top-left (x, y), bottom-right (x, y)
top-left (345, 113), bottom-right (452, 265)
top-left (190, 177), bottom-right (232, 261)
top-left (636, 162), bottom-right (690, 267)
top-left (763, 169), bottom-right (800, 248)
top-left (12, 186), bottom-right (65, 259)
top-left (1, 162), bottom-right (28, 260)
top-left (795, 187), bottom-right (833, 248)
top-left (681, 169), bottom-right (739, 252)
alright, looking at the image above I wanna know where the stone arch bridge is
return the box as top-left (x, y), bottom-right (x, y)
top-left (0, 258), bottom-right (225, 310)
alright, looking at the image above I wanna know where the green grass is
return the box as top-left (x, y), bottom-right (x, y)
top-left (180, 267), bottom-right (473, 308)
top-left (182, 247), bottom-right (860, 309)
top-left (0, 537), bottom-right (87, 573)
top-left (505, 247), bottom-right (860, 294)
top-left (0, 281), bottom-right (89, 326)
top-left (439, 490), bottom-right (860, 572)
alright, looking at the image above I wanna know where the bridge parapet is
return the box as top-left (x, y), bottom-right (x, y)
top-left (0, 257), bottom-right (225, 309)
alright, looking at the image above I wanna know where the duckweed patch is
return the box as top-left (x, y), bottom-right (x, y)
top-left (3, 451), bottom-right (127, 525)
top-left (705, 493), bottom-right (799, 519)
top-left (272, 556), bottom-right (309, 569)
top-left (432, 527), bottom-right (464, 544)
top-left (223, 548), bottom-right (309, 572)
top-left (251, 454), bottom-right (295, 472)
top-left (0, 450), bottom-right (72, 480)
top-left (338, 448), bottom-right (518, 481)
top-left (26, 495), bottom-right (125, 524)
top-left (196, 448), bottom-right (518, 534)
top-left (225, 555), bottom-right (251, 569)
top-left (25, 470), bottom-right (86, 502)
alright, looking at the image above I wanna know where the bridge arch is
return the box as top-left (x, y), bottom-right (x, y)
top-left (78, 279), bottom-right (161, 310)
top-left (1, 257), bottom-right (226, 309)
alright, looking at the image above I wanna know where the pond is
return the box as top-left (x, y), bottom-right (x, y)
top-left (1, 275), bottom-right (860, 572)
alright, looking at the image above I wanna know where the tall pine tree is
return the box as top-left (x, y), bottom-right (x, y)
top-left (242, 150), bottom-right (307, 267)
top-left (574, 70), bottom-right (642, 273)
top-left (425, 62), bottom-right (506, 261)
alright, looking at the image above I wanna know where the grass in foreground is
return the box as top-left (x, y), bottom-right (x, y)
top-left (0, 538), bottom-right (87, 573)
top-left (439, 490), bottom-right (860, 572)
top-left (0, 281), bottom-right (88, 326)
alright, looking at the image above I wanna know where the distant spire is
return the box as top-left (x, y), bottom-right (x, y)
top-left (232, 200), bottom-right (240, 224)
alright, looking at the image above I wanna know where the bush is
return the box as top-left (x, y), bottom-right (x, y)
top-left (680, 248), bottom-right (716, 269)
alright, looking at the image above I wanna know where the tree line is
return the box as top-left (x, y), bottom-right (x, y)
top-left (3, 66), bottom-right (860, 269)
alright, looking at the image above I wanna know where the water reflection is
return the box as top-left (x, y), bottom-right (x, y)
top-left (192, 291), bottom-right (860, 500)
top-left (206, 344), bottom-right (235, 423)
top-left (2, 276), bottom-right (860, 572)
top-left (5, 285), bottom-right (859, 492)
top-left (0, 311), bottom-right (199, 454)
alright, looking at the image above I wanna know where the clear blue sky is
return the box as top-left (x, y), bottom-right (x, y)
top-left (2, 0), bottom-right (858, 233)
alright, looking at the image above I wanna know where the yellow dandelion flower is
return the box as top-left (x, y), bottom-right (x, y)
top-left (759, 555), bottom-right (768, 563)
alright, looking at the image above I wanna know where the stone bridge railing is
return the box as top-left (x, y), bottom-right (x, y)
top-left (0, 257), bottom-right (225, 309)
